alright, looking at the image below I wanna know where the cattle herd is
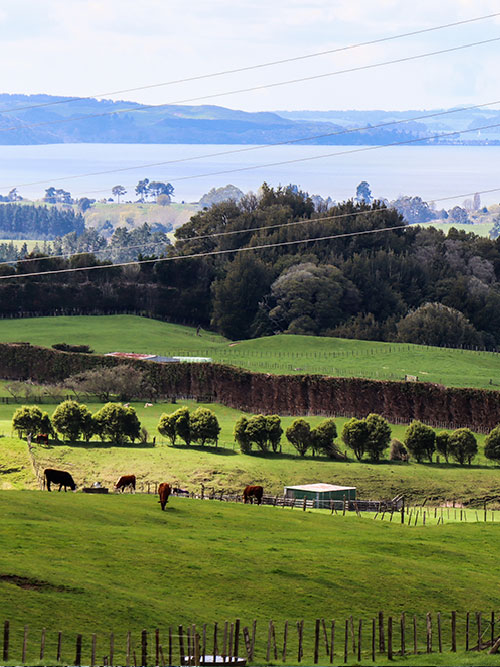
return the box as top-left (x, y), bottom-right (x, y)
top-left (43, 468), bottom-right (264, 509)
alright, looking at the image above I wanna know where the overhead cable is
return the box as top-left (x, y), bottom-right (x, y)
top-left (2, 12), bottom-right (499, 115)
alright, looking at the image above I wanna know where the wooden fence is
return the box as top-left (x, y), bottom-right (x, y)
top-left (3, 612), bottom-right (500, 666)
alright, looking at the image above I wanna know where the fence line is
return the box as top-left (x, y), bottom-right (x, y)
top-left (2, 611), bottom-right (499, 666)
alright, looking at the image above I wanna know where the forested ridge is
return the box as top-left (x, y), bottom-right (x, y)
top-left (2, 184), bottom-right (500, 349)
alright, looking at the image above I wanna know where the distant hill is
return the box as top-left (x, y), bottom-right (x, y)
top-left (0, 93), bottom-right (497, 145)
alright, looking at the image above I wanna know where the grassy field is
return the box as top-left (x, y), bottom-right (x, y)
top-left (2, 398), bottom-right (500, 505)
top-left (83, 201), bottom-right (198, 231)
top-left (0, 314), bottom-right (499, 389)
top-left (1, 490), bottom-right (500, 666)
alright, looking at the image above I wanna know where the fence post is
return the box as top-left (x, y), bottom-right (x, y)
top-left (282, 621), bottom-right (288, 663)
top-left (491, 611), bottom-right (495, 648)
top-left (344, 620), bottom-right (348, 664)
top-left (466, 612), bottom-right (470, 651)
top-left (426, 613), bottom-right (432, 653)
top-left (22, 626), bottom-right (28, 665)
top-left (2, 620), bottom-right (9, 662)
top-left (357, 619), bottom-right (362, 662)
top-left (413, 615), bottom-right (417, 654)
top-left (451, 611), bottom-right (456, 652)
top-left (477, 612), bottom-right (482, 651)
top-left (330, 621), bottom-right (335, 664)
top-left (126, 631), bottom-right (131, 667)
top-left (178, 626), bottom-right (185, 666)
top-left (437, 613), bottom-right (442, 653)
top-left (378, 611), bottom-right (385, 652)
top-left (57, 631), bottom-right (63, 663)
top-left (75, 634), bottom-right (82, 667)
top-left (387, 617), bottom-right (392, 661)
top-left (234, 618), bottom-right (240, 659)
top-left (371, 618), bottom-right (375, 662)
top-left (297, 621), bottom-right (303, 663)
top-left (110, 632), bottom-right (114, 667)
top-left (400, 613), bottom-right (405, 656)
top-left (91, 633), bottom-right (97, 667)
top-left (251, 620), bottom-right (257, 661)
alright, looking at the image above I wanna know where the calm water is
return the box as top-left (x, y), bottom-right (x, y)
top-left (0, 143), bottom-right (498, 205)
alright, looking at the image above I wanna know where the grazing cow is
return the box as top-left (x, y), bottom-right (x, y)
top-left (144, 403), bottom-right (153, 408)
top-left (172, 487), bottom-right (189, 497)
top-left (36, 433), bottom-right (49, 445)
top-left (243, 485), bottom-right (264, 505)
top-left (115, 474), bottom-right (136, 493)
top-left (158, 482), bottom-right (172, 510)
top-left (44, 468), bottom-right (76, 492)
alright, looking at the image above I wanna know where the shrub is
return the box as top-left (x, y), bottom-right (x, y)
top-left (93, 403), bottom-right (141, 444)
top-left (404, 420), bottom-right (435, 462)
top-left (365, 413), bottom-right (391, 461)
top-left (266, 415), bottom-right (283, 453)
top-left (172, 407), bottom-right (191, 446)
top-left (52, 343), bottom-right (94, 353)
top-left (190, 407), bottom-right (221, 447)
top-left (158, 412), bottom-right (178, 445)
top-left (484, 425), bottom-right (500, 463)
top-left (12, 405), bottom-right (50, 438)
top-left (341, 418), bottom-right (369, 461)
top-left (234, 416), bottom-right (252, 454)
top-left (286, 419), bottom-right (311, 457)
top-left (311, 418), bottom-right (339, 458)
top-left (389, 438), bottom-right (408, 461)
top-left (448, 428), bottom-right (477, 465)
top-left (65, 365), bottom-right (151, 402)
top-left (52, 400), bottom-right (92, 441)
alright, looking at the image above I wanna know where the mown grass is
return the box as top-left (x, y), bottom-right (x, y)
top-left (1, 491), bottom-right (500, 666)
top-left (1, 399), bottom-right (500, 505)
top-left (0, 314), bottom-right (499, 389)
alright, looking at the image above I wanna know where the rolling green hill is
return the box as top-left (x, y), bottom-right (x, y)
top-left (0, 314), bottom-right (498, 389)
top-left (1, 490), bottom-right (500, 666)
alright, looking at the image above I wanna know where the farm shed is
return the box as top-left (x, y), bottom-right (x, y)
top-left (284, 483), bottom-right (356, 508)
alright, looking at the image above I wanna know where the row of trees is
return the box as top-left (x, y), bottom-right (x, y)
top-left (0, 203), bottom-right (84, 239)
top-left (158, 407), bottom-right (220, 447)
top-left (12, 401), bottom-right (141, 444)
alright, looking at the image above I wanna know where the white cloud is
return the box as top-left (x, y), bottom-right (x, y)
top-left (0, 0), bottom-right (498, 110)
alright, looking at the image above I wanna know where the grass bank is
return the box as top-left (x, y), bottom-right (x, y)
top-left (0, 314), bottom-right (499, 389)
top-left (1, 491), bottom-right (500, 665)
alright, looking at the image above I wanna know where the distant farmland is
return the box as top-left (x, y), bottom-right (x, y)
top-left (0, 314), bottom-right (499, 389)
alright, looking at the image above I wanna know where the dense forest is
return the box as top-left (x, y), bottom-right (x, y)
top-left (2, 184), bottom-right (500, 349)
top-left (0, 203), bottom-right (85, 239)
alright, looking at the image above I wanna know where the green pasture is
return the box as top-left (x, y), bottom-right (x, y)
top-left (1, 491), bottom-right (500, 666)
top-left (1, 399), bottom-right (500, 505)
top-left (0, 314), bottom-right (499, 389)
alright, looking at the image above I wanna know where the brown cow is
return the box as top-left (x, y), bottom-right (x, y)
top-left (115, 475), bottom-right (136, 493)
top-left (243, 485), bottom-right (264, 505)
top-left (158, 483), bottom-right (171, 510)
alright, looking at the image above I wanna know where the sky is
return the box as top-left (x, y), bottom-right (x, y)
top-left (0, 0), bottom-right (498, 112)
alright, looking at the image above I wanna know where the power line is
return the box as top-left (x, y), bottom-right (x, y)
top-left (2, 12), bottom-right (499, 115)
top-left (3, 98), bottom-right (500, 193)
top-left (3, 183), bottom-right (500, 278)
top-left (0, 224), bottom-right (411, 280)
top-left (1, 36), bottom-right (499, 137)
top-left (68, 119), bottom-right (500, 199)
top-left (6, 183), bottom-right (500, 266)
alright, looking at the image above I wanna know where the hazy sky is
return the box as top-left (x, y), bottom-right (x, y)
top-left (0, 0), bottom-right (499, 111)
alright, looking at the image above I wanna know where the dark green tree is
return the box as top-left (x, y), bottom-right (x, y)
top-left (211, 254), bottom-right (271, 339)
top-left (484, 425), bottom-right (500, 463)
top-left (158, 412), bottom-right (178, 445)
top-left (234, 416), bottom-right (251, 453)
top-left (311, 418), bottom-right (339, 458)
top-left (365, 413), bottom-right (391, 461)
top-left (111, 185), bottom-right (127, 203)
top-left (12, 405), bottom-right (49, 438)
top-left (190, 407), bottom-right (220, 446)
top-left (52, 400), bottom-right (91, 441)
top-left (93, 403), bottom-right (141, 444)
top-left (396, 303), bottom-right (483, 348)
top-left (172, 406), bottom-right (192, 446)
top-left (448, 428), bottom-right (477, 465)
top-left (341, 417), bottom-right (369, 461)
top-left (266, 415), bottom-right (283, 453)
top-left (435, 432), bottom-right (451, 463)
top-left (245, 415), bottom-right (270, 452)
top-left (286, 418), bottom-right (312, 457)
top-left (404, 420), bottom-right (436, 463)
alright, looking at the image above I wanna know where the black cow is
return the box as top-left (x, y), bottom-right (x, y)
top-left (44, 468), bottom-right (77, 492)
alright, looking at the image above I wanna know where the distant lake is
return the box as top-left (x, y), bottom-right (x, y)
top-left (0, 143), bottom-right (499, 206)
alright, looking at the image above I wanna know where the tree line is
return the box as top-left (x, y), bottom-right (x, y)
top-left (3, 184), bottom-right (500, 348)
top-left (0, 203), bottom-right (84, 239)
top-left (12, 392), bottom-right (500, 466)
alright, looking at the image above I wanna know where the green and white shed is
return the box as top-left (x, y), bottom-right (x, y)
top-left (284, 483), bottom-right (356, 508)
